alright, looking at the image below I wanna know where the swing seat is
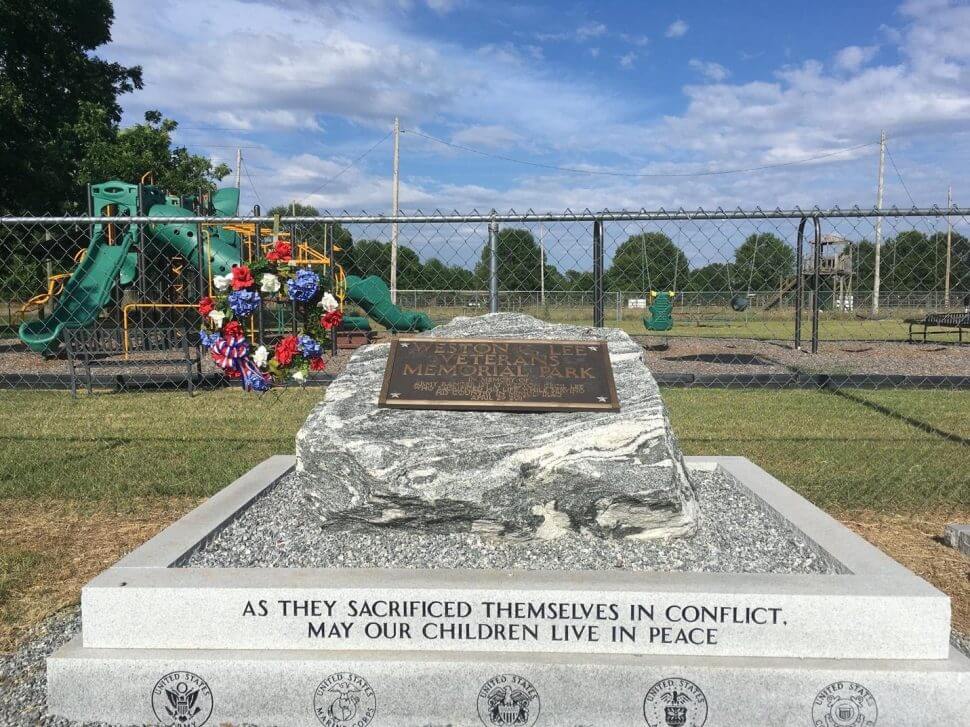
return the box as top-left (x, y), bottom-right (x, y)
top-left (730, 294), bottom-right (750, 312)
top-left (644, 291), bottom-right (674, 332)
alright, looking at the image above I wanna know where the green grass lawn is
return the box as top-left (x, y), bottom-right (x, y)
top-left (0, 387), bottom-right (966, 509)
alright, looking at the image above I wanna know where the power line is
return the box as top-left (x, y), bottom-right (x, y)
top-left (402, 128), bottom-right (880, 178)
top-left (299, 131), bottom-right (392, 204)
top-left (242, 157), bottom-right (263, 207)
top-left (885, 143), bottom-right (918, 208)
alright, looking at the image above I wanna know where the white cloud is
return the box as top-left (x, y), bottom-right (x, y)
top-left (688, 59), bottom-right (731, 81)
top-left (834, 45), bottom-right (878, 72)
top-left (665, 20), bottom-right (688, 38)
top-left (621, 33), bottom-right (649, 47)
top-left (576, 22), bottom-right (607, 41)
top-left (451, 125), bottom-right (525, 149)
top-left (618, 52), bottom-right (637, 70)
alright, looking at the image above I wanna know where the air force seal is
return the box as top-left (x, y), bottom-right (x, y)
top-left (812, 681), bottom-right (878, 727)
top-left (643, 677), bottom-right (708, 727)
top-left (477, 673), bottom-right (540, 726)
top-left (151, 671), bottom-right (213, 727)
top-left (313, 672), bottom-right (377, 727)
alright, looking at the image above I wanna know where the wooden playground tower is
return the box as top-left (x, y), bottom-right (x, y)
top-left (765, 233), bottom-right (854, 311)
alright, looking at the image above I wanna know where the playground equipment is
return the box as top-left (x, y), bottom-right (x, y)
top-left (17, 180), bottom-right (436, 354)
top-left (643, 291), bottom-right (675, 332)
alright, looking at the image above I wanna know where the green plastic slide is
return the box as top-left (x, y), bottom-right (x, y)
top-left (344, 275), bottom-right (434, 332)
top-left (148, 204), bottom-right (241, 278)
top-left (18, 230), bottom-right (137, 352)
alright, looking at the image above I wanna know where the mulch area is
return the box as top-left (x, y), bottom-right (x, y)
top-left (639, 336), bottom-right (970, 377)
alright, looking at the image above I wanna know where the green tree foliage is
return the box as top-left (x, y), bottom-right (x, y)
top-left (688, 262), bottom-right (733, 292)
top-left (475, 228), bottom-right (562, 291)
top-left (0, 0), bottom-right (142, 213)
top-left (267, 203), bottom-right (353, 258)
top-left (562, 269), bottom-right (594, 292)
top-left (849, 231), bottom-right (968, 296)
top-left (606, 232), bottom-right (689, 293)
top-left (76, 110), bottom-right (230, 196)
top-left (732, 233), bottom-right (795, 291)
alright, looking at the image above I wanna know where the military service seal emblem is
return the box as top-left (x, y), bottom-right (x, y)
top-left (812, 681), bottom-right (878, 727)
top-left (477, 673), bottom-right (540, 726)
top-left (313, 672), bottom-right (377, 727)
top-left (643, 677), bottom-right (708, 727)
top-left (151, 671), bottom-right (213, 727)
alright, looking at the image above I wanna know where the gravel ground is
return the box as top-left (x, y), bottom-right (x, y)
top-left (185, 468), bottom-right (838, 574)
top-left (639, 336), bottom-right (970, 377)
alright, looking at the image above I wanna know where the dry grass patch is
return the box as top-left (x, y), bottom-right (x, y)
top-left (0, 497), bottom-right (199, 652)
top-left (836, 510), bottom-right (970, 635)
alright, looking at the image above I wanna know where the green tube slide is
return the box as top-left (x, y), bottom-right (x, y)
top-left (344, 275), bottom-right (435, 332)
top-left (148, 204), bottom-right (241, 278)
top-left (18, 229), bottom-right (137, 352)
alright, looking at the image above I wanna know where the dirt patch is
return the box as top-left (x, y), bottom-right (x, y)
top-left (837, 510), bottom-right (970, 635)
top-left (640, 336), bottom-right (970, 377)
top-left (0, 498), bottom-right (199, 653)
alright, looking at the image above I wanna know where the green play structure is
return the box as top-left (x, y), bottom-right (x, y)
top-left (643, 291), bottom-right (675, 332)
top-left (18, 179), bottom-right (435, 352)
top-left (345, 275), bottom-right (435, 332)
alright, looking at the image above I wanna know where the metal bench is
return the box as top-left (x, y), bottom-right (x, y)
top-left (64, 325), bottom-right (202, 395)
top-left (905, 312), bottom-right (970, 344)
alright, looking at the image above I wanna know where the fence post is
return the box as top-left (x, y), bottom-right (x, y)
top-left (811, 216), bottom-right (822, 354)
top-left (593, 218), bottom-right (604, 327)
top-left (488, 219), bottom-right (499, 314)
top-left (794, 217), bottom-right (807, 350)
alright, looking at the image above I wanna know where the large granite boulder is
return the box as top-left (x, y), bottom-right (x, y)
top-left (295, 314), bottom-right (698, 539)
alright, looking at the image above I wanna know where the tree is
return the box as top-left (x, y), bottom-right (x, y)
top-left (606, 232), bottom-right (689, 293)
top-left (76, 110), bottom-right (230, 197)
top-left (474, 228), bottom-right (560, 291)
top-left (0, 0), bottom-right (142, 213)
top-left (688, 262), bottom-right (733, 292)
top-left (732, 233), bottom-right (794, 292)
top-left (267, 203), bottom-right (353, 259)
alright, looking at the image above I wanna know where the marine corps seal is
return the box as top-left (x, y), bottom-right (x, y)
top-left (643, 677), bottom-right (708, 727)
top-left (812, 681), bottom-right (878, 727)
top-left (313, 672), bottom-right (377, 727)
top-left (151, 671), bottom-right (213, 727)
top-left (477, 673), bottom-right (540, 726)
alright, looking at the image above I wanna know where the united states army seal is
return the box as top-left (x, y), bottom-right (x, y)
top-left (477, 673), bottom-right (540, 726)
top-left (812, 681), bottom-right (877, 727)
top-left (313, 672), bottom-right (377, 727)
top-left (643, 677), bottom-right (708, 727)
top-left (151, 671), bottom-right (213, 727)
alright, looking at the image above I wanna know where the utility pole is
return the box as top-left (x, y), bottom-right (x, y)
top-left (539, 222), bottom-right (545, 306)
top-left (235, 148), bottom-right (242, 189)
top-left (390, 117), bottom-right (400, 304)
top-left (872, 130), bottom-right (886, 315)
top-left (945, 185), bottom-right (953, 307)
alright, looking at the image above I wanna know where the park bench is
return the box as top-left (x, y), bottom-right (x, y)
top-left (905, 311), bottom-right (970, 344)
top-left (64, 325), bottom-right (202, 395)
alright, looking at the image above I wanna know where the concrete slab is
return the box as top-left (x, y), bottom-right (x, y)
top-left (48, 636), bottom-right (970, 726)
top-left (77, 457), bottom-right (952, 661)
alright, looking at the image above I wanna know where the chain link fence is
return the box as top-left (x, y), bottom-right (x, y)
top-left (2, 207), bottom-right (968, 390)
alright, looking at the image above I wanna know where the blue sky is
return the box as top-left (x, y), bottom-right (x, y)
top-left (102, 0), bottom-right (970, 213)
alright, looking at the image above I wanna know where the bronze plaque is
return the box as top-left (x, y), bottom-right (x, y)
top-left (378, 337), bottom-right (620, 412)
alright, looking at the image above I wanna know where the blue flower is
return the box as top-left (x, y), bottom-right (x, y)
top-left (298, 334), bottom-right (322, 359)
top-left (287, 268), bottom-right (319, 302)
top-left (198, 329), bottom-right (220, 349)
top-left (227, 290), bottom-right (261, 317)
top-left (245, 372), bottom-right (270, 392)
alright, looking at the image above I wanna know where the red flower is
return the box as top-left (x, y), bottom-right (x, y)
top-left (198, 296), bottom-right (215, 316)
top-left (309, 356), bottom-right (326, 371)
top-left (274, 335), bottom-right (298, 366)
top-left (231, 265), bottom-right (254, 290)
top-left (224, 367), bottom-right (242, 379)
top-left (223, 320), bottom-right (243, 338)
top-left (266, 241), bottom-right (292, 263)
top-left (321, 310), bottom-right (343, 331)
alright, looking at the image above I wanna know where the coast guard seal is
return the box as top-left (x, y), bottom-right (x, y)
top-left (477, 673), bottom-right (540, 726)
top-left (812, 681), bottom-right (877, 727)
top-left (151, 671), bottom-right (213, 727)
top-left (313, 672), bottom-right (377, 727)
top-left (643, 677), bottom-right (708, 727)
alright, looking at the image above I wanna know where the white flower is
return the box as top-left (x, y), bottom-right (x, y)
top-left (292, 370), bottom-right (306, 383)
top-left (252, 345), bottom-right (269, 368)
top-left (208, 309), bottom-right (226, 327)
top-left (318, 292), bottom-right (339, 312)
top-left (213, 273), bottom-right (232, 292)
top-left (260, 273), bottom-right (281, 294)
